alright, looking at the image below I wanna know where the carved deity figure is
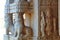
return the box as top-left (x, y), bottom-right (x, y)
top-left (45, 10), bottom-right (53, 36)
top-left (5, 13), bottom-right (14, 35)
top-left (14, 13), bottom-right (24, 38)
top-left (40, 11), bottom-right (46, 37)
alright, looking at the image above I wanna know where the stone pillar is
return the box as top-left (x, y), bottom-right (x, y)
top-left (5, 13), bottom-right (13, 35)
top-left (33, 0), bottom-right (39, 40)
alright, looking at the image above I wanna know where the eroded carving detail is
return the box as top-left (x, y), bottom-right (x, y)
top-left (5, 13), bottom-right (14, 35)
top-left (40, 11), bottom-right (46, 37)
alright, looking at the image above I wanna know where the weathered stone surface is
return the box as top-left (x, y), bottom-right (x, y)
top-left (5, 13), bottom-right (14, 35)
top-left (14, 13), bottom-right (24, 38)
top-left (4, 0), bottom-right (59, 40)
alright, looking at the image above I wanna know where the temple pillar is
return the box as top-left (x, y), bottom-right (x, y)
top-left (33, 0), bottom-right (40, 40)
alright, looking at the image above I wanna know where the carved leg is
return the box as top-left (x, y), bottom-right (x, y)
top-left (41, 26), bottom-right (45, 37)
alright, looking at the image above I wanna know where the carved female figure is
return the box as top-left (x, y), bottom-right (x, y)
top-left (40, 11), bottom-right (46, 37)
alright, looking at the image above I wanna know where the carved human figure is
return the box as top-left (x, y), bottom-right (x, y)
top-left (14, 13), bottom-right (24, 38)
top-left (40, 11), bottom-right (46, 37)
top-left (5, 13), bottom-right (14, 35)
top-left (45, 10), bottom-right (53, 36)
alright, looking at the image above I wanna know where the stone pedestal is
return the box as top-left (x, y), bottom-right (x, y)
top-left (33, 0), bottom-right (39, 40)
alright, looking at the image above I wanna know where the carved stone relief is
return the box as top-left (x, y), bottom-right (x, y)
top-left (22, 26), bottom-right (33, 40)
top-left (40, 11), bottom-right (46, 37)
top-left (5, 13), bottom-right (14, 35)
